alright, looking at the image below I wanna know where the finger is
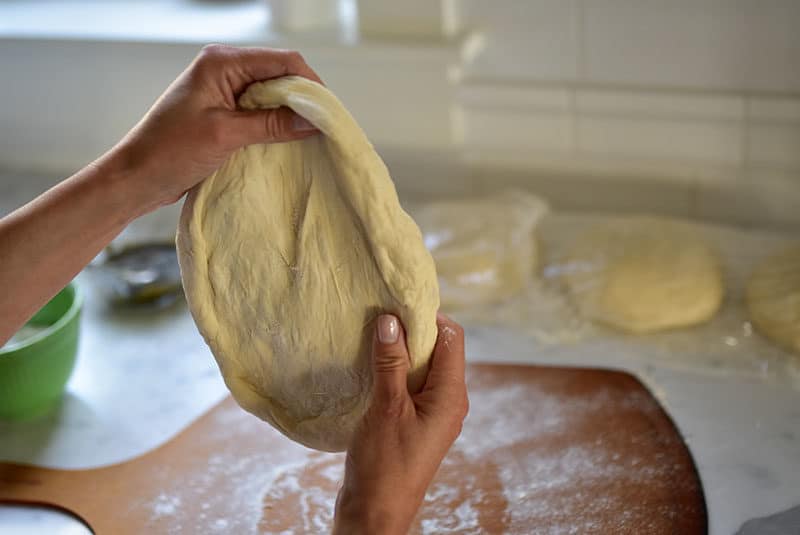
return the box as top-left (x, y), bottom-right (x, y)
top-left (194, 45), bottom-right (324, 99)
top-left (227, 107), bottom-right (319, 146)
top-left (425, 313), bottom-right (466, 387)
top-left (234, 47), bottom-right (324, 91)
top-left (370, 314), bottom-right (411, 411)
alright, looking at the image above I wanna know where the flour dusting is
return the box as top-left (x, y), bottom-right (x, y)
top-left (151, 493), bottom-right (181, 518)
top-left (140, 369), bottom-right (701, 534)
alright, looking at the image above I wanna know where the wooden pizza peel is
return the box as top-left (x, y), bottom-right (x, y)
top-left (0, 364), bottom-right (707, 533)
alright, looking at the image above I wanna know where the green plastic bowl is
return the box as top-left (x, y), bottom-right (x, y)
top-left (0, 283), bottom-right (82, 419)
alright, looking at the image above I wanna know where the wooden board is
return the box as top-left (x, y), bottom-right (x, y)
top-left (0, 364), bottom-right (706, 533)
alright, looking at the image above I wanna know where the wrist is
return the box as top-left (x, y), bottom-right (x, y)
top-left (91, 143), bottom-right (158, 221)
top-left (333, 488), bottom-right (414, 535)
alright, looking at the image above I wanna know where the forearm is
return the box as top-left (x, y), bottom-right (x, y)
top-left (0, 151), bottom-right (145, 344)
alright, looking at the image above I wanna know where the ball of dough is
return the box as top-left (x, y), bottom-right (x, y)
top-left (746, 246), bottom-right (800, 355)
top-left (177, 77), bottom-right (439, 452)
top-left (561, 216), bottom-right (724, 334)
top-left (413, 191), bottom-right (548, 310)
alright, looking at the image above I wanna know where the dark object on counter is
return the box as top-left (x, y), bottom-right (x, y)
top-left (0, 364), bottom-right (706, 534)
top-left (90, 242), bottom-right (182, 307)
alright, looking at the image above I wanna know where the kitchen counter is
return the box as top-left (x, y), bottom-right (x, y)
top-left (1, 171), bottom-right (799, 534)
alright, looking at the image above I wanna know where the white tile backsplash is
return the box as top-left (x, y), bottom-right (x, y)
top-left (0, 40), bottom-right (191, 173)
top-left (456, 74), bottom-right (800, 228)
top-left (693, 168), bottom-right (800, 229)
top-left (357, 0), bottom-right (461, 37)
top-left (748, 97), bottom-right (800, 124)
top-left (0, 36), bottom-right (468, 172)
top-left (577, 115), bottom-right (744, 165)
top-left (461, 0), bottom-right (800, 93)
top-left (581, 0), bottom-right (800, 92)
top-left (1, 1), bottom-right (799, 228)
top-left (462, 0), bottom-right (579, 81)
top-left (463, 109), bottom-right (573, 152)
top-left (466, 162), bottom-right (695, 217)
top-left (576, 89), bottom-right (745, 120)
top-left (459, 84), bottom-right (571, 112)
top-left (747, 124), bottom-right (800, 169)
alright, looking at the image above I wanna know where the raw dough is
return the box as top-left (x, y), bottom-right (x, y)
top-left (412, 191), bottom-right (548, 310)
top-left (176, 76), bottom-right (439, 452)
top-left (560, 216), bottom-right (724, 334)
top-left (746, 246), bottom-right (800, 355)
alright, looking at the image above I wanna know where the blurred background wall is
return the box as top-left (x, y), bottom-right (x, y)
top-left (1, 0), bottom-right (798, 228)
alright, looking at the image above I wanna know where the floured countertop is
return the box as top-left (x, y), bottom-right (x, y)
top-left (450, 212), bottom-right (800, 388)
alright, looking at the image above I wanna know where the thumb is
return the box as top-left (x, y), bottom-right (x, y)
top-left (228, 107), bottom-right (318, 146)
top-left (371, 314), bottom-right (411, 410)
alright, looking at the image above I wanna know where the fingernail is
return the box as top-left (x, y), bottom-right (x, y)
top-left (377, 315), bottom-right (399, 344)
top-left (292, 115), bottom-right (315, 132)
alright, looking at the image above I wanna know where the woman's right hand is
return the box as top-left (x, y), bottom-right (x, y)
top-left (106, 44), bottom-right (323, 216)
top-left (333, 313), bottom-right (469, 534)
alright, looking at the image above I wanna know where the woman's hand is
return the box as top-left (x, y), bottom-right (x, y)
top-left (109, 44), bottom-right (322, 215)
top-left (0, 45), bottom-right (322, 344)
top-left (333, 313), bottom-right (469, 534)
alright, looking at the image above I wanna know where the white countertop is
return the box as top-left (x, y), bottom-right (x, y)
top-left (1, 171), bottom-right (799, 534)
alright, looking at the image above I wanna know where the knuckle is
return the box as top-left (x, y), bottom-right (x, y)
top-left (200, 43), bottom-right (228, 58)
top-left (461, 392), bottom-right (470, 419)
top-left (285, 49), bottom-right (305, 63)
top-left (451, 322), bottom-right (465, 339)
top-left (440, 316), bottom-right (464, 336)
top-left (263, 110), bottom-right (285, 140)
top-left (373, 353), bottom-right (408, 375)
top-left (436, 320), bottom-right (464, 352)
top-left (375, 390), bottom-right (406, 419)
top-left (195, 44), bottom-right (229, 72)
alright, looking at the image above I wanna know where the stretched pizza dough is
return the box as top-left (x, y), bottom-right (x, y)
top-left (176, 76), bottom-right (439, 452)
top-left (746, 246), bottom-right (800, 355)
top-left (561, 216), bottom-right (724, 334)
top-left (412, 191), bottom-right (548, 310)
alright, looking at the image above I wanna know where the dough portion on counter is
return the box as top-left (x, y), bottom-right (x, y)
top-left (746, 246), bottom-right (800, 355)
top-left (176, 76), bottom-right (439, 452)
top-left (412, 191), bottom-right (548, 310)
top-left (560, 216), bottom-right (724, 334)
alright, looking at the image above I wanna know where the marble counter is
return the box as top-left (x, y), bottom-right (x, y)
top-left (1, 171), bottom-right (799, 534)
